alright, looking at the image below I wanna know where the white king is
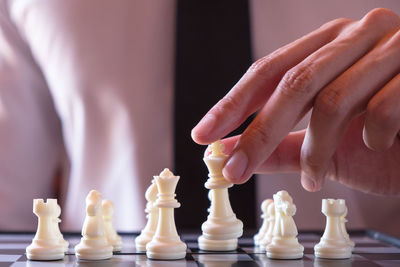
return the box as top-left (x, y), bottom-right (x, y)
top-left (198, 140), bottom-right (243, 251)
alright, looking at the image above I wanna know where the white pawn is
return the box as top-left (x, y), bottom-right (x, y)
top-left (267, 191), bottom-right (304, 259)
top-left (259, 201), bottom-right (275, 251)
top-left (198, 141), bottom-right (243, 251)
top-left (75, 190), bottom-right (113, 260)
top-left (253, 199), bottom-right (273, 246)
top-left (102, 199), bottom-right (122, 252)
top-left (314, 199), bottom-right (352, 259)
top-left (26, 199), bottom-right (65, 260)
top-left (146, 168), bottom-right (187, 260)
top-left (135, 179), bottom-right (159, 251)
top-left (341, 206), bottom-right (355, 250)
top-left (53, 203), bottom-right (69, 252)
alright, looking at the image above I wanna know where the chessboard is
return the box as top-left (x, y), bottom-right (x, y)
top-left (1, 230), bottom-right (400, 266)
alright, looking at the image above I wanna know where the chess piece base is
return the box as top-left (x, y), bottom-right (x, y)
top-left (61, 240), bottom-right (69, 253)
top-left (146, 238), bottom-right (187, 260)
top-left (201, 218), bottom-right (243, 240)
top-left (109, 235), bottom-right (122, 252)
top-left (267, 238), bottom-right (304, 259)
top-left (135, 230), bottom-right (155, 252)
top-left (26, 242), bottom-right (65, 261)
top-left (314, 241), bottom-right (352, 259)
top-left (74, 238), bottom-right (113, 260)
top-left (198, 235), bottom-right (238, 251)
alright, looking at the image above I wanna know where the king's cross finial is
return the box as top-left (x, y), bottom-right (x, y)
top-left (208, 140), bottom-right (226, 157)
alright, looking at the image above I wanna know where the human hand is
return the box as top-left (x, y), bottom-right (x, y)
top-left (192, 8), bottom-right (400, 195)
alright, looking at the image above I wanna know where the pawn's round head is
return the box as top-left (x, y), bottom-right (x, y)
top-left (102, 199), bottom-right (114, 217)
top-left (87, 190), bottom-right (102, 203)
top-left (261, 199), bottom-right (273, 213)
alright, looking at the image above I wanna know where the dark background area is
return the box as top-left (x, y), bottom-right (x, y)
top-left (174, 0), bottom-right (256, 229)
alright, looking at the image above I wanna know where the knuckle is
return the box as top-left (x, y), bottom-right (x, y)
top-left (314, 88), bottom-right (347, 117)
top-left (213, 93), bottom-right (243, 115)
top-left (320, 17), bottom-right (354, 38)
top-left (245, 121), bottom-right (272, 146)
top-left (278, 65), bottom-right (316, 99)
top-left (248, 56), bottom-right (274, 77)
top-left (323, 17), bottom-right (353, 30)
top-left (366, 99), bottom-right (396, 128)
top-left (362, 8), bottom-right (400, 29)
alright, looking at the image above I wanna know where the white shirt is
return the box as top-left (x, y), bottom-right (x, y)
top-left (0, 0), bottom-right (399, 236)
top-left (0, 0), bottom-right (175, 231)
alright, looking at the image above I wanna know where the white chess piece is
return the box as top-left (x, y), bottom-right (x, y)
top-left (253, 199), bottom-right (273, 246)
top-left (135, 179), bottom-right (159, 252)
top-left (266, 190), bottom-right (304, 259)
top-left (314, 199), bottom-right (352, 259)
top-left (341, 206), bottom-right (355, 250)
top-left (26, 199), bottom-right (65, 260)
top-left (74, 190), bottom-right (113, 260)
top-left (146, 168), bottom-right (187, 260)
top-left (259, 201), bottom-right (275, 251)
top-left (53, 203), bottom-right (69, 252)
top-left (198, 141), bottom-right (243, 251)
top-left (102, 199), bottom-right (122, 252)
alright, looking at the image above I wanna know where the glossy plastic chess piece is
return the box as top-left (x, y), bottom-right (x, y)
top-left (75, 190), bottom-right (113, 260)
top-left (198, 141), bottom-right (243, 251)
top-left (267, 190), bottom-right (304, 259)
top-left (53, 202), bottom-right (69, 253)
top-left (259, 201), bottom-right (275, 251)
top-left (314, 199), bottom-right (352, 259)
top-left (146, 168), bottom-right (187, 260)
top-left (341, 206), bottom-right (355, 250)
top-left (135, 179), bottom-right (159, 252)
top-left (102, 199), bottom-right (122, 251)
top-left (26, 199), bottom-right (65, 260)
top-left (254, 199), bottom-right (273, 246)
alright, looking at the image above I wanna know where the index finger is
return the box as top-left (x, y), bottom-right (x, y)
top-left (191, 18), bottom-right (352, 145)
top-left (222, 9), bottom-right (399, 183)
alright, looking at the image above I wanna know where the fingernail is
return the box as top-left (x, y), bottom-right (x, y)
top-left (192, 114), bottom-right (216, 139)
top-left (301, 172), bottom-right (315, 191)
top-left (223, 150), bottom-right (248, 182)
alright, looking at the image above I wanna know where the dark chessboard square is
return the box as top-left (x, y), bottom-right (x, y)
top-left (181, 233), bottom-right (200, 243)
top-left (193, 253), bottom-right (253, 262)
top-left (355, 243), bottom-right (390, 247)
top-left (354, 246), bottom-right (400, 254)
top-left (191, 248), bottom-right (241, 254)
top-left (375, 260), bottom-right (400, 267)
top-left (0, 249), bottom-right (25, 255)
top-left (361, 253), bottom-right (400, 261)
top-left (145, 258), bottom-right (197, 267)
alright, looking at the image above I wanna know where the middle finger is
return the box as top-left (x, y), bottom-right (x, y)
top-left (224, 9), bottom-right (400, 183)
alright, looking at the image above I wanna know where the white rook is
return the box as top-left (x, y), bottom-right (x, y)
top-left (314, 199), bottom-right (352, 259)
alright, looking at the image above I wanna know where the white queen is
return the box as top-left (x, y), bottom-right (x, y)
top-left (146, 168), bottom-right (187, 260)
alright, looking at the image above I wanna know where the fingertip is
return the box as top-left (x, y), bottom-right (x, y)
top-left (300, 171), bottom-right (323, 192)
top-left (222, 149), bottom-right (249, 184)
top-left (191, 114), bottom-right (217, 144)
top-left (362, 126), bottom-right (394, 152)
